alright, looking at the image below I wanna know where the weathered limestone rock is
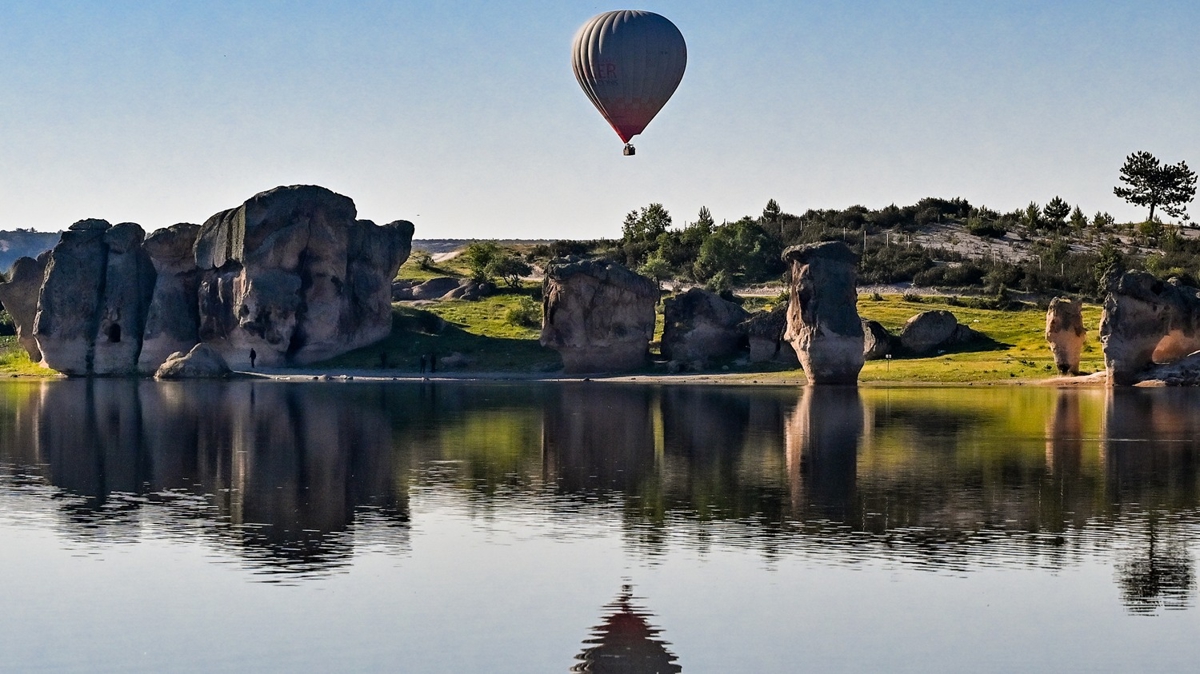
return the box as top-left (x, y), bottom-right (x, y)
top-left (899, 310), bottom-right (979, 355)
top-left (661, 288), bottom-right (749, 365)
top-left (393, 276), bottom-right (497, 302)
top-left (1099, 271), bottom-right (1200, 386)
top-left (32, 219), bottom-right (112, 375)
top-left (138, 223), bottom-right (202, 374)
top-left (194, 185), bottom-right (414, 367)
top-left (154, 343), bottom-right (232, 379)
top-left (861, 319), bottom-right (896, 361)
top-left (782, 242), bottom-right (864, 385)
top-left (540, 258), bottom-right (657, 373)
top-left (33, 220), bottom-right (157, 375)
top-left (0, 252), bottom-right (49, 360)
top-left (92, 223), bottom-right (156, 375)
top-left (1045, 297), bottom-right (1086, 375)
top-left (743, 304), bottom-right (798, 365)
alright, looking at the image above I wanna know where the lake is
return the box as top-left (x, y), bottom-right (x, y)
top-left (1, 380), bottom-right (1198, 672)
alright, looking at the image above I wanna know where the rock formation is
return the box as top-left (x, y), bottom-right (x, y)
top-left (1099, 271), bottom-right (1200, 386)
top-left (33, 219), bottom-right (155, 375)
top-left (138, 224), bottom-right (202, 374)
top-left (898, 310), bottom-right (980, 356)
top-left (540, 258), bottom-right (657, 373)
top-left (193, 185), bottom-right (413, 368)
top-left (743, 304), bottom-right (798, 365)
top-left (29, 185), bottom-right (414, 376)
top-left (393, 277), bottom-right (495, 302)
top-left (1045, 297), bottom-right (1086, 375)
top-left (861, 319), bottom-right (896, 361)
top-left (782, 242), bottom-right (864, 385)
top-left (155, 344), bottom-right (232, 379)
top-left (661, 288), bottom-right (749, 366)
top-left (92, 223), bottom-right (157, 375)
top-left (0, 252), bottom-right (49, 360)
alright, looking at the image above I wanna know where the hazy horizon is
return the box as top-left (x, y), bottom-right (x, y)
top-left (2, 1), bottom-right (1197, 238)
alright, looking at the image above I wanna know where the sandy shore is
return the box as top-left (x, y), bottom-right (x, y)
top-left (237, 367), bottom-right (1125, 388)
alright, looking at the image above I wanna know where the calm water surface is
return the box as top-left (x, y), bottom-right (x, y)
top-left (1, 380), bottom-right (1199, 672)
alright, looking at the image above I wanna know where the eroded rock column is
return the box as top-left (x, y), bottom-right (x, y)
top-left (1045, 297), bottom-right (1086, 375)
top-left (782, 242), bottom-right (864, 385)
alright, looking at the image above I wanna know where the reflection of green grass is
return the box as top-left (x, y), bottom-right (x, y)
top-left (0, 337), bottom-right (52, 375)
top-left (321, 290), bottom-right (562, 372)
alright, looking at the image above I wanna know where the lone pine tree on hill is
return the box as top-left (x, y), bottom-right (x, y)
top-left (1114, 151), bottom-right (1197, 223)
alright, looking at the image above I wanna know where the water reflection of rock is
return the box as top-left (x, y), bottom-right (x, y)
top-left (572, 585), bottom-right (681, 674)
top-left (1105, 389), bottom-right (1200, 613)
top-left (542, 384), bottom-right (657, 495)
top-left (29, 380), bottom-right (409, 576)
top-left (786, 387), bottom-right (863, 520)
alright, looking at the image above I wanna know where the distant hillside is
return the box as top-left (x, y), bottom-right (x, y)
top-left (412, 239), bottom-right (553, 254)
top-left (0, 230), bottom-right (59, 273)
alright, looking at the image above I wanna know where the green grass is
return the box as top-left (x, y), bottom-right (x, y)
top-left (395, 255), bottom-right (467, 283)
top-left (321, 287), bottom-right (562, 372)
top-left (323, 291), bottom-right (1101, 382)
top-left (0, 336), bottom-right (53, 376)
top-left (854, 294), bottom-right (1104, 383)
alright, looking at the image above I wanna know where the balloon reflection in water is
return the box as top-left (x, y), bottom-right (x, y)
top-left (572, 584), bottom-right (681, 674)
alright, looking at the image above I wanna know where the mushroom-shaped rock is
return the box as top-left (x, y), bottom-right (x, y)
top-left (540, 258), bottom-right (657, 373)
top-left (0, 252), bottom-right (49, 360)
top-left (661, 288), bottom-right (749, 365)
top-left (154, 343), bottom-right (233, 379)
top-left (743, 304), bottom-right (798, 364)
top-left (1045, 297), bottom-right (1086, 375)
top-left (1099, 271), bottom-right (1200, 386)
top-left (782, 242), bottom-right (864, 385)
top-left (861, 319), bottom-right (896, 360)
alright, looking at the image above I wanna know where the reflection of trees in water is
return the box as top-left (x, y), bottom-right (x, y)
top-left (1116, 515), bottom-right (1195, 614)
top-left (572, 584), bottom-right (681, 674)
top-left (1105, 389), bottom-right (1200, 613)
top-left (4, 380), bottom-right (1200, 600)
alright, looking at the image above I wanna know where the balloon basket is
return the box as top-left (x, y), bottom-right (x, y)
top-left (623, 144), bottom-right (636, 156)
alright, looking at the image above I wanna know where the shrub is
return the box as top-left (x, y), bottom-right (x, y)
top-left (505, 296), bottom-right (542, 328)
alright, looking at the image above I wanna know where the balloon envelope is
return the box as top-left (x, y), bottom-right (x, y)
top-left (571, 11), bottom-right (687, 144)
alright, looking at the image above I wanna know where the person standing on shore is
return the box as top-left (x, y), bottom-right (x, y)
top-left (249, 348), bottom-right (257, 369)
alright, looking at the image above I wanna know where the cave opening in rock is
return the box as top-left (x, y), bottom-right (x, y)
top-left (106, 323), bottom-right (122, 343)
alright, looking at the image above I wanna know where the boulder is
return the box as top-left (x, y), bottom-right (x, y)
top-left (782, 242), bottom-right (864, 385)
top-left (402, 277), bottom-right (463, 300)
top-left (32, 220), bottom-right (113, 375)
top-left (0, 252), bottom-right (49, 360)
top-left (1045, 297), bottom-right (1086, 375)
top-left (743, 304), bottom-right (798, 365)
top-left (154, 343), bottom-right (232, 379)
top-left (899, 310), bottom-right (979, 355)
top-left (540, 258), bottom-right (657, 373)
top-left (661, 288), bottom-right (749, 365)
top-left (1099, 271), bottom-right (1200, 386)
top-left (138, 223), bottom-right (202, 374)
top-left (861, 319), bottom-right (896, 360)
top-left (194, 185), bottom-right (413, 367)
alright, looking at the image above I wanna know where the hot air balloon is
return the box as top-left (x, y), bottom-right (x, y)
top-left (571, 11), bottom-right (687, 156)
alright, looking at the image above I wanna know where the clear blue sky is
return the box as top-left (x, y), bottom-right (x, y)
top-left (2, 1), bottom-right (1197, 238)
